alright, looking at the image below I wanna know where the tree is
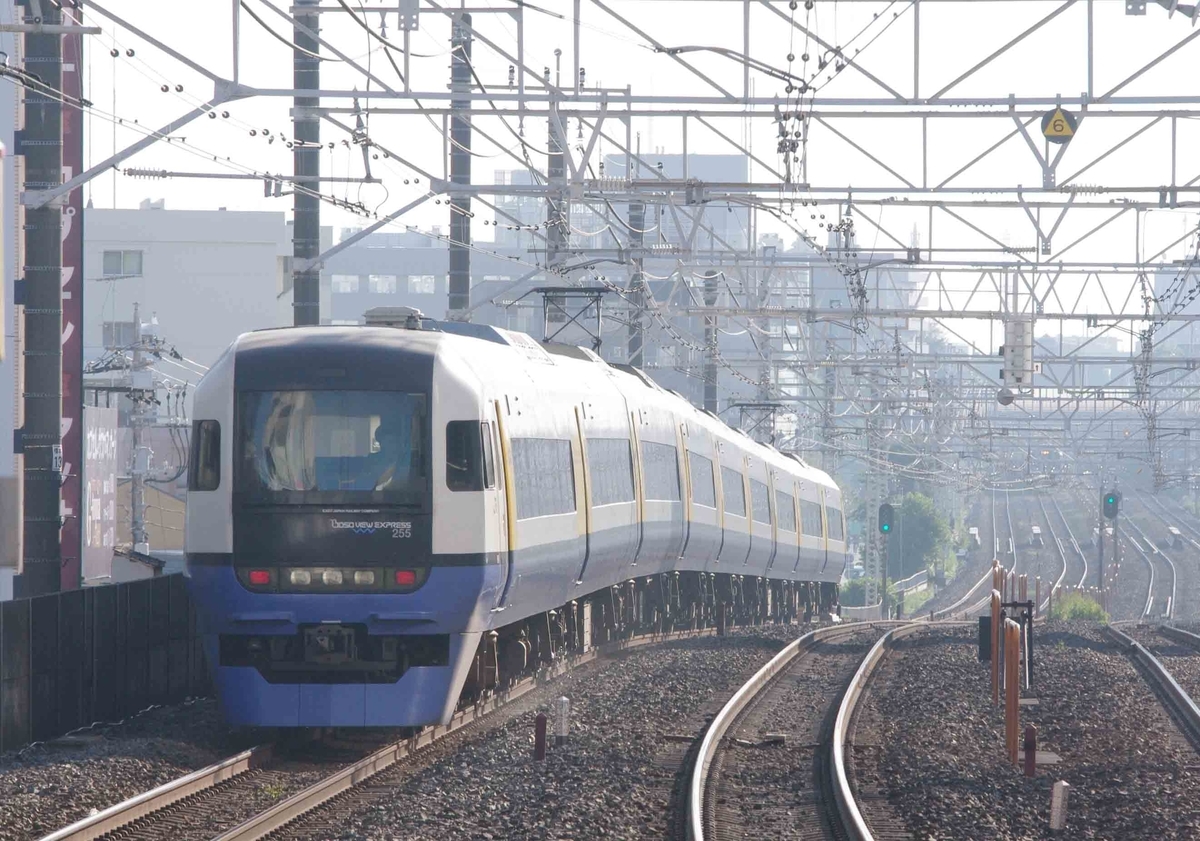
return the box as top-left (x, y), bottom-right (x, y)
top-left (891, 492), bottom-right (951, 579)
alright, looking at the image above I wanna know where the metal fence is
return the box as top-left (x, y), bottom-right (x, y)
top-left (0, 573), bottom-right (209, 753)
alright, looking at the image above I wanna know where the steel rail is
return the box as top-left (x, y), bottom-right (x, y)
top-left (831, 623), bottom-right (929, 841)
top-left (1033, 493), bottom-right (1068, 615)
top-left (1047, 494), bottom-right (1088, 589)
top-left (960, 489), bottom-right (1018, 618)
top-left (931, 489), bottom-right (998, 620)
top-left (685, 623), bottom-right (880, 841)
top-left (214, 625), bottom-right (721, 841)
top-left (37, 745), bottom-right (273, 841)
top-left (1104, 625), bottom-right (1200, 748)
top-left (1144, 495), bottom-right (1200, 553)
top-left (686, 621), bottom-right (925, 841)
top-left (1124, 515), bottom-right (1177, 621)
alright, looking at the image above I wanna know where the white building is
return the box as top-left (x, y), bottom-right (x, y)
top-left (84, 201), bottom-right (330, 373)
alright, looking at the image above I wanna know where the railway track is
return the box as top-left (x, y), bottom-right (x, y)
top-left (1148, 496), bottom-right (1200, 550)
top-left (1033, 493), bottom-right (1068, 614)
top-left (1046, 493), bottom-right (1088, 589)
top-left (687, 622), bottom-right (923, 841)
top-left (1122, 512), bottom-right (1178, 620)
top-left (959, 489), bottom-right (1019, 616)
top-left (931, 489), bottom-right (1001, 620)
top-left (1104, 625), bottom-right (1200, 749)
top-left (35, 625), bottom-right (732, 841)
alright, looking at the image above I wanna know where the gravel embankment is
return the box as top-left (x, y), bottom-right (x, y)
top-left (278, 626), bottom-right (807, 841)
top-left (855, 622), bottom-right (1200, 840)
top-left (0, 699), bottom-right (239, 841)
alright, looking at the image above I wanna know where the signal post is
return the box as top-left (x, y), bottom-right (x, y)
top-left (879, 503), bottom-right (894, 618)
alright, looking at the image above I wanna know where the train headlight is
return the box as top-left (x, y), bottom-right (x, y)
top-left (353, 570), bottom-right (376, 586)
top-left (322, 569), bottom-right (344, 586)
top-left (290, 569), bottom-right (312, 585)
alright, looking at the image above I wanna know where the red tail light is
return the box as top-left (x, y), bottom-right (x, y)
top-left (394, 569), bottom-right (417, 586)
top-left (248, 569), bottom-right (271, 586)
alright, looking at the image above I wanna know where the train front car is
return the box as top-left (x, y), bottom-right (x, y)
top-left (185, 327), bottom-right (498, 728)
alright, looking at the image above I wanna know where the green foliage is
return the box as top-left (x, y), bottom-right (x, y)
top-left (896, 586), bottom-right (932, 617)
top-left (1048, 591), bottom-right (1108, 622)
top-left (841, 577), bottom-right (870, 607)
top-left (892, 492), bottom-right (951, 579)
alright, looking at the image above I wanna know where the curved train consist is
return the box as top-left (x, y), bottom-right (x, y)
top-left (185, 314), bottom-right (850, 727)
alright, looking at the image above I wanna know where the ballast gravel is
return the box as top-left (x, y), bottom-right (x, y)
top-left (0, 698), bottom-right (238, 841)
top-left (281, 627), bottom-right (803, 841)
top-left (858, 622), bottom-right (1200, 841)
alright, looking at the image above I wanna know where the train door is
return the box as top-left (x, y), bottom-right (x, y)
top-left (572, 405), bottom-right (593, 584)
top-left (492, 400), bottom-right (516, 608)
top-left (678, 421), bottom-right (692, 560)
top-left (484, 406), bottom-right (507, 567)
top-left (819, 485), bottom-right (829, 574)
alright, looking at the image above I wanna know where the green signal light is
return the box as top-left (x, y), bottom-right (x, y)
top-left (881, 524), bottom-right (890, 532)
top-left (1106, 496), bottom-right (1116, 504)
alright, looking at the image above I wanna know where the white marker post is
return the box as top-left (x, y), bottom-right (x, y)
top-left (1050, 780), bottom-right (1070, 832)
top-left (555, 696), bottom-right (570, 746)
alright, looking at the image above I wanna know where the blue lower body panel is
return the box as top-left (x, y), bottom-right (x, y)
top-left (187, 563), bottom-right (494, 727)
top-left (202, 631), bottom-right (480, 727)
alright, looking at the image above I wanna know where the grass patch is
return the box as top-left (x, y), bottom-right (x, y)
top-left (898, 586), bottom-right (933, 616)
top-left (1048, 590), bottom-right (1108, 622)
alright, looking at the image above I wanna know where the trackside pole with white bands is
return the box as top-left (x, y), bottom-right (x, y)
top-left (1050, 780), bottom-right (1070, 831)
top-left (556, 696), bottom-right (570, 746)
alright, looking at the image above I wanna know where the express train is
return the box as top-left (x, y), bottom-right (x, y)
top-left (184, 310), bottom-right (850, 728)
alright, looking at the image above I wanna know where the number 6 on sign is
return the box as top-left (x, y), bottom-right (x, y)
top-left (1041, 107), bottom-right (1077, 144)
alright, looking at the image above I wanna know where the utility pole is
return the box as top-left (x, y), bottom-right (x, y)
top-left (447, 12), bottom-right (472, 318)
top-left (292, 0), bottom-right (320, 326)
top-left (626, 201), bottom-right (645, 367)
top-left (546, 50), bottom-right (567, 276)
top-left (16, 0), bottom-right (64, 597)
top-left (703, 270), bottom-right (718, 413)
top-left (1096, 486), bottom-right (1105, 593)
top-left (129, 304), bottom-right (148, 554)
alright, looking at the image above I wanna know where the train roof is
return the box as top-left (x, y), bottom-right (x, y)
top-left (233, 321), bottom-right (838, 490)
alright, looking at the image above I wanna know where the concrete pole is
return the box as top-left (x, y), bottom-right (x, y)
top-left (546, 54), bottom-right (567, 275)
top-left (130, 304), bottom-right (148, 553)
top-left (17, 1), bottom-right (64, 597)
top-left (626, 202), bottom-right (645, 367)
top-left (447, 13), bottom-right (472, 317)
top-left (703, 271), bottom-right (718, 413)
top-left (292, 0), bottom-right (320, 326)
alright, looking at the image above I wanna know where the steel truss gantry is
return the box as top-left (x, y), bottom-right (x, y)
top-left (19, 0), bottom-right (1200, 502)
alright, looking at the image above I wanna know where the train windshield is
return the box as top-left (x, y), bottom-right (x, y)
top-left (237, 390), bottom-right (427, 505)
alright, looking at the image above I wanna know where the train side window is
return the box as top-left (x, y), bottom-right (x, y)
top-left (800, 499), bottom-right (824, 537)
top-left (446, 421), bottom-right (485, 492)
top-left (188, 420), bottom-right (221, 491)
top-left (776, 491), bottom-right (796, 532)
top-left (750, 479), bottom-right (771, 524)
top-left (511, 438), bottom-right (576, 518)
top-left (721, 466), bottom-right (746, 517)
top-left (688, 451), bottom-right (716, 508)
top-left (587, 438), bottom-right (634, 506)
top-left (826, 505), bottom-right (845, 540)
top-left (642, 441), bottom-right (681, 501)
top-left (481, 422), bottom-right (496, 489)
